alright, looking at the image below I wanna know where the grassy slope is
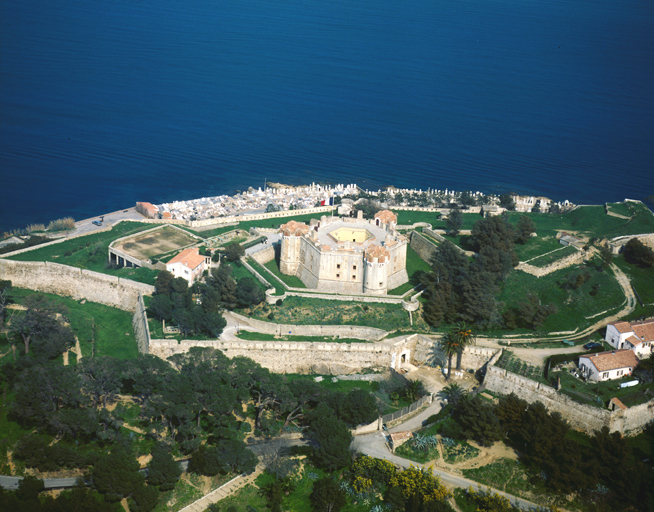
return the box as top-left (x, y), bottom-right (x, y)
top-left (8, 288), bottom-right (138, 359)
top-left (7, 221), bottom-right (159, 285)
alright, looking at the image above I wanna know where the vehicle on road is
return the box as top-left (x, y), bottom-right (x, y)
top-left (583, 342), bottom-right (602, 350)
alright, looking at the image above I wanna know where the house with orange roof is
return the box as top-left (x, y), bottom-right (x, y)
top-left (579, 349), bottom-right (639, 382)
top-left (165, 248), bottom-right (209, 284)
top-left (605, 318), bottom-right (654, 359)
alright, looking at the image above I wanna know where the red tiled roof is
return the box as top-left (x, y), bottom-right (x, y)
top-left (167, 248), bottom-right (205, 270)
top-left (625, 335), bottom-right (643, 347)
top-left (279, 220), bottom-right (309, 237)
top-left (632, 319), bottom-right (654, 342)
top-left (582, 349), bottom-right (639, 373)
top-left (365, 245), bottom-right (389, 263)
top-left (374, 210), bottom-right (397, 224)
top-left (609, 397), bottom-right (628, 410)
top-left (612, 321), bottom-right (634, 334)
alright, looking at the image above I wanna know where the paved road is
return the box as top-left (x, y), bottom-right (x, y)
top-left (353, 402), bottom-right (545, 511)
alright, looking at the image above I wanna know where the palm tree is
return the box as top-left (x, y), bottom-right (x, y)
top-left (452, 322), bottom-right (476, 370)
top-left (441, 331), bottom-right (459, 381)
top-left (440, 382), bottom-right (466, 408)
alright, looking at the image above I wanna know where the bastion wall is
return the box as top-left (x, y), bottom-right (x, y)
top-left (148, 335), bottom-right (419, 375)
top-left (0, 259), bottom-right (154, 311)
top-left (483, 365), bottom-right (654, 435)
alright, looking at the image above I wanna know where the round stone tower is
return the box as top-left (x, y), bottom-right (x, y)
top-left (363, 245), bottom-right (390, 294)
top-left (279, 221), bottom-right (309, 275)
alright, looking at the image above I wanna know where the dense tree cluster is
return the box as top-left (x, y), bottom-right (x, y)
top-left (1, 339), bottom-right (381, 510)
top-left (623, 238), bottom-right (654, 267)
top-left (148, 266), bottom-right (264, 338)
top-left (440, 393), bottom-right (654, 510)
top-left (421, 214), bottom-right (560, 330)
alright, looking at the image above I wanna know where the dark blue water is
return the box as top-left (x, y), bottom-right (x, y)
top-left (1, 0), bottom-right (653, 232)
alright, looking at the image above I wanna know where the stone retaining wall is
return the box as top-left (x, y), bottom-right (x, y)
top-left (0, 259), bottom-right (154, 311)
top-left (149, 338), bottom-right (398, 374)
top-left (409, 231), bottom-right (438, 266)
top-left (132, 293), bottom-right (151, 354)
top-left (483, 365), bottom-right (654, 435)
top-left (517, 248), bottom-right (587, 278)
top-left (250, 246), bottom-right (276, 265)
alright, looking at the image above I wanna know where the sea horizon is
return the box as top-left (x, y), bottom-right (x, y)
top-left (2, 0), bottom-right (653, 233)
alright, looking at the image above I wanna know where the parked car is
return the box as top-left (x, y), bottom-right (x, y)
top-left (583, 342), bottom-right (602, 350)
top-left (92, 220), bottom-right (102, 226)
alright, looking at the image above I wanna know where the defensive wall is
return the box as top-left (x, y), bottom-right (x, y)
top-left (517, 247), bottom-right (587, 278)
top-left (483, 365), bottom-right (654, 436)
top-left (148, 334), bottom-right (419, 375)
top-left (0, 259), bottom-right (154, 311)
top-left (412, 335), bottom-right (501, 371)
top-left (133, 293), bottom-right (151, 354)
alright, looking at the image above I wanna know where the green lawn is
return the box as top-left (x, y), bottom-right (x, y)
top-left (225, 261), bottom-right (267, 292)
top-left (247, 258), bottom-right (285, 295)
top-left (389, 245), bottom-right (430, 295)
top-left (9, 288), bottom-right (138, 359)
top-left (7, 221), bottom-right (159, 285)
top-left (613, 255), bottom-right (654, 305)
top-left (498, 263), bottom-right (625, 333)
top-left (264, 258), bottom-right (306, 288)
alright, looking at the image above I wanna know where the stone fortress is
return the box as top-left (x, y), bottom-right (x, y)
top-left (279, 210), bottom-right (408, 294)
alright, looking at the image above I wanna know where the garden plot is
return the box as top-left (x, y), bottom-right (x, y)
top-left (113, 225), bottom-right (197, 261)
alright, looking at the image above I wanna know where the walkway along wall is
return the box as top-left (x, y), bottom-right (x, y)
top-left (483, 365), bottom-right (654, 436)
top-left (0, 259), bottom-right (154, 311)
top-left (133, 293), bottom-right (151, 354)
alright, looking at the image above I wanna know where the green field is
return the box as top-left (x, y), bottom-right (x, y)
top-left (8, 288), bottom-right (139, 359)
top-left (7, 221), bottom-right (159, 285)
top-left (388, 245), bottom-right (430, 295)
top-left (526, 245), bottom-right (578, 267)
top-left (263, 258), bottom-right (306, 288)
top-left (250, 295), bottom-right (427, 331)
top-left (613, 255), bottom-right (654, 305)
top-left (498, 263), bottom-right (625, 333)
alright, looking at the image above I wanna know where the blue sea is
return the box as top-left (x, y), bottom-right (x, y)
top-left (1, 0), bottom-right (653, 232)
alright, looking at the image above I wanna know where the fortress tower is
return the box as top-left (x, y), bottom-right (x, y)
top-left (279, 220), bottom-right (309, 275)
top-left (278, 210), bottom-right (408, 295)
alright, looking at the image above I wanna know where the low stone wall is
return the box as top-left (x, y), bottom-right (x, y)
top-left (132, 293), bottom-right (151, 354)
top-left (483, 365), bottom-right (654, 436)
top-left (138, 206), bottom-right (335, 229)
top-left (0, 259), bottom-right (154, 311)
top-left (517, 248), bottom-right (587, 278)
top-left (229, 312), bottom-right (388, 341)
top-left (250, 246), bottom-right (276, 265)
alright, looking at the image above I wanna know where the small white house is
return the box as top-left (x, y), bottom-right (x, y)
top-left (579, 349), bottom-right (639, 382)
top-left (605, 319), bottom-right (654, 359)
top-left (165, 248), bottom-right (209, 285)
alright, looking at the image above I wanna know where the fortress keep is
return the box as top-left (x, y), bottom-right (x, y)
top-left (279, 210), bottom-right (408, 294)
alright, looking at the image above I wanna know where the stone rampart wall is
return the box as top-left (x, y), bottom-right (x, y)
top-left (148, 338), bottom-right (395, 374)
top-left (0, 259), bottom-right (154, 311)
top-left (250, 246), bottom-right (276, 265)
top-left (132, 293), bottom-right (151, 354)
top-left (409, 232), bottom-right (438, 265)
top-left (483, 365), bottom-right (654, 435)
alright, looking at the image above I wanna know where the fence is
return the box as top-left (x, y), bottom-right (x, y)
top-left (382, 394), bottom-right (432, 424)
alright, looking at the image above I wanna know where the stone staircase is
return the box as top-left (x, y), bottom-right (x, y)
top-left (178, 464), bottom-right (264, 512)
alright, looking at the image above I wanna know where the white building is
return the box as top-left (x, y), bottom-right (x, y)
top-left (165, 248), bottom-right (209, 285)
top-left (605, 319), bottom-right (654, 359)
top-left (579, 350), bottom-right (639, 382)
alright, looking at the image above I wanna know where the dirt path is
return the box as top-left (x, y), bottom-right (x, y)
top-left (473, 261), bottom-right (638, 366)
